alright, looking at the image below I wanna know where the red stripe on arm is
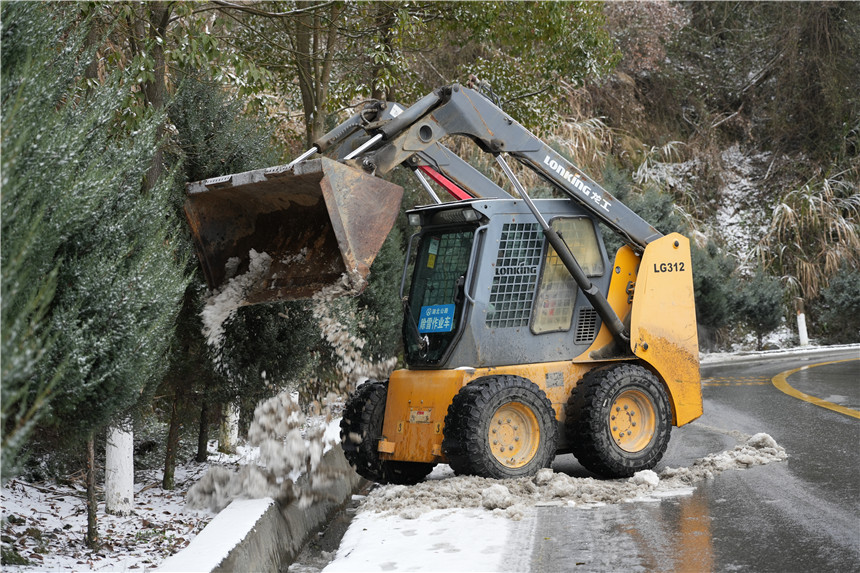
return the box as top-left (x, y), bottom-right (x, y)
top-left (418, 166), bottom-right (473, 201)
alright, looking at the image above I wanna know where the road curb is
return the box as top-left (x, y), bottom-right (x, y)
top-left (700, 344), bottom-right (860, 369)
top-left (157, 444), bottom-right (365, 573)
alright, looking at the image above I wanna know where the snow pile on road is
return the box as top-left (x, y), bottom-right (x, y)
top-left (201, 249), bottom-right (272, 350)
top-left (659, 432), bottom-right (787, 486)
top-left (186, 391), bottom-right (345, 513)
top-left (361, 433), bottom-right (787, 520)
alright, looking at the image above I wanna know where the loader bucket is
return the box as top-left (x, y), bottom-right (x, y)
top-left (184, 157), bottom-right (404, 305)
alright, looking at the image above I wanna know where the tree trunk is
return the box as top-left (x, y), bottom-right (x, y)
top-left (292, 2), bottom-right (343, 146)
top-left (142, 5), bottom-right (170, 191)
top-left (105, 421), bottom-right (134, 516)
top-left (86, 435), bottom-right (98, 549)
top-left (163, 389), bottom-right (182, 490)
top-left (218, 402), bottom-right (240, 454)
top-left (196, 399), bottom-right (210, 463)
top-left (371, 4), bottom-right (397, 101)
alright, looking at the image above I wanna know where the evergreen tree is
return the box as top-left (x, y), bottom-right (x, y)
top-left (160, 75), bottom-right (315, 487)
top-left (599, 161), bottom-right (740, 346)
top-left (1, 3), bottom-right (69, 480)
top-left (357, 224), bottom-right (407, 363)
top-left (690, 241), bottom-right (740, 346)
top-left (736, 269), bottom-right (785, 350)
top-left (817, 264), bottom-right (860, 345)
top-left (2, 3), bottom-right (187, 480)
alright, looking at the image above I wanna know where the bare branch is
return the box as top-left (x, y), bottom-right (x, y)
top-left (211, 0), bottom-right (337, 19)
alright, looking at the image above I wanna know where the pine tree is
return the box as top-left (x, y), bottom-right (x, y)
top-left (817, 264), bottom-right (860, 345)
top-left (358, 224), bottom-right (406, 363)
top-left (736, 269), bottom-right (785, 350)
top-left (1, 3), bottom-right (188, 484)
top-left (159, 75), bottom-right (310, 487)
top-left (1, 3), bottom-right (70, 480)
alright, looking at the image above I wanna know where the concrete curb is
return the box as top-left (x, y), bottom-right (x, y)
top-left (158, 444), bottom-right (364, 573)
top-left (699, 343), bottom-right (859, 368)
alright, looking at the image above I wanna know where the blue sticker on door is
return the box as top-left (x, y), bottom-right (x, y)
top-left (418, 304), bottom-right (455, 333)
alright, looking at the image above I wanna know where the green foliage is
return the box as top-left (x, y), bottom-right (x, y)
top-left (690, 241), bottom-right (739, 346)
top-left (817, 264), bottom-right (860, 344)
top-left (598, 161), bottom-right (740, 344)
top-left (449, 1), bottom-right (619, 129)
top-left (168, 76), bottom-right (280, 183)
top-left (659, 2), bottom-right (860, 161)
top-left (358, 224), bottom-right (406, 362)
top-left (1, 547), bottom-right (30, 566)
top-left (1, 3), bottom-right (188, 473)
top-left (218, 301), bottom-right (319, 409)
top-left (163, 74), bottom-right (296, 434)
top-left (599, 160), bottom-right (684, 254)
top-left (212, 0), bottom-right (618, 144)
top-left (735, 269), bottom-right (785, 350)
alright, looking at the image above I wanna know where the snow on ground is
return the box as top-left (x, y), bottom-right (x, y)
top-left (321, 432), bottom-right (787, 572)
top-left (156, 497), bottom-right (276, 573)
top-left (7, 338), bottom-right (841, 572)
top-left (700, 342), bottom-right (860, 365)
top-left (186, 392), bottom-right (346, 516)
top-left (324, 506), bottom-right (519, 573)
top-left (2, 453), bottom-right (217, 571)
top-left (712, 144), bottom-right (773, 270)
top-left (1, 409), bottom-right (342, 572)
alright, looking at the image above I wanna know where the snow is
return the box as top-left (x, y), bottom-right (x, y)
top-left (186, 392), bottom-right (345, 514)
top-left (310, 279), bottom-right (397, 390)
top-left (712, 144), bottom-right (773, 268)
top-left (201, 249), bottom-right (272, 351)
top-left (321, 432), bottom-right (788, 572)
top-left (3, 425), bottom-right (789, 573)
top-left (354, 432), bottom-right (785, 521)
top-left (1, 462), bottom-right (214, 571)
top-left (323, 508), bottom-right (516, 573)
top-left (0, 407), bottom-right (345, 572)
top-left (155, 498), bottom-right (275, 573)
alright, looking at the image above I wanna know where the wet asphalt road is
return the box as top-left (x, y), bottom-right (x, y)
top-left (535, 348), bottom-right (860, 573)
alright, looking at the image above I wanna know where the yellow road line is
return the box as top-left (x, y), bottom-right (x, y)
top-left (703, 381), bottom-right (769, 387)
top-left (771, 358), bottom-right (860, 420)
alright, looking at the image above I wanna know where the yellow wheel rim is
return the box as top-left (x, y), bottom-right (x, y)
top-left (488, 401), bottom-right (541, 469)
top-left (609, 389), bottom-right (656, 453)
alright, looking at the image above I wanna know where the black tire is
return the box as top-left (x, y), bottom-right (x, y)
top-left (442, 375), bottom-right (558, 479)
top-left (566, 363), bottom-right (671, 478)
top-left (340, 380), bottom-right (435, 485)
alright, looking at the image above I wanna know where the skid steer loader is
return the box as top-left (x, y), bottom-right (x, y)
top-left (184, 84), bottom-right (701, 482)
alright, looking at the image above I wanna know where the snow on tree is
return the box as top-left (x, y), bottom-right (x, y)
top-left (1, 2), bottom-right (188, 545)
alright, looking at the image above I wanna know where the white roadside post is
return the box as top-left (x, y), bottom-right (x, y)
top-left (796, 298), bottom-right (810, 346)
top-left (105, 422), bottom-right (134, 516)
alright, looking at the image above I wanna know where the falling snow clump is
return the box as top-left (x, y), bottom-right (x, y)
top-left (187, 391), bottom-right (347, 513)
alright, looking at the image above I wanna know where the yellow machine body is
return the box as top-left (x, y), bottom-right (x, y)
top-left (378, 233), bottom-right (701, 464)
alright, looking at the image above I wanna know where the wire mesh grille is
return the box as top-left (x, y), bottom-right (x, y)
top-left (486, 223), bottom-right (542, 328)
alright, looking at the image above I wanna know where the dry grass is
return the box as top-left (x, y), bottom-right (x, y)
top-left (756, 170), bottom-right (860, 298)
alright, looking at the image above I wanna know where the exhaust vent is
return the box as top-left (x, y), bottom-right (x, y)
top-left (574, 307), bottom-right (599, 344)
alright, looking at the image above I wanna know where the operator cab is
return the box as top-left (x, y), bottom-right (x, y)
top-left (402, 198), bottom-right (612, 369)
